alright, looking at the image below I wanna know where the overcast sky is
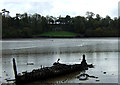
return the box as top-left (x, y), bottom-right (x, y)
top-left (0, 0), bottom-right (119, 18)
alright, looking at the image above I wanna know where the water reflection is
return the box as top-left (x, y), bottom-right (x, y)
top-left (2, 38), bottom-right (118, 55)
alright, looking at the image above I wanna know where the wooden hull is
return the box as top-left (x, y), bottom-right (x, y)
top-left (16, 63), bottom-right (91, 85)
top-left (12, 55), bottom-right (93, 85)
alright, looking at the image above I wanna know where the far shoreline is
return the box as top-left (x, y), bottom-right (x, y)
top-left (2, 36), bottom-right (119, 40)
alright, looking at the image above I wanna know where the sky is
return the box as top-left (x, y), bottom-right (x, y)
top-left (0, 0), bottom-right (119, 18)
top-left (118, 1), bottom-right (120, 17)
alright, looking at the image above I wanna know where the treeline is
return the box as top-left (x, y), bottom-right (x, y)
top-left (2, 9), bottom-right (119, 38)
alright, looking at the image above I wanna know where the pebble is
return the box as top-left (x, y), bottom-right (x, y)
top-left (6, 74), bottom-right (8, 76)
top-left (27, 63), bottom-right (34, 65)
top-left (96, 79), bottom-right (100, 82)
top-left (95, 77), bottom-right (98, 78)
top-left (103, 72), bottom-right (106, 74)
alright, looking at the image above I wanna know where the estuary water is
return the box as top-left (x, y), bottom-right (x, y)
top-left (1, 38), bottom-right (119, 84)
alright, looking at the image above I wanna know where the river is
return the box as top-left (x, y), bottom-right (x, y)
top-left (0, 38), bottom-right (119, 84)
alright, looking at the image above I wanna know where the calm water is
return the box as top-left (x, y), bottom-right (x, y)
top-left (1, 38), bottom-right (119, 84)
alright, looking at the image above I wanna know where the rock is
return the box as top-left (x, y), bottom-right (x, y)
top-left (95, 77), bottom-right (98, 78)
top-left (96, 79), bottom-right (100, 82)
top-left (27, 63), bottom-right (34, 65)
top-left (103, 72), bottom-right (106, 74)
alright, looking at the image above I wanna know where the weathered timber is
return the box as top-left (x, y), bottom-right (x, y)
top-left (13, 55), bottom-right (94, 85)
top-left (13, 58), bottom-right (17, 81)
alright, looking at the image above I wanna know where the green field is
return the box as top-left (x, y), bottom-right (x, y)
top-left (33, 31), bottom-right (79, 37)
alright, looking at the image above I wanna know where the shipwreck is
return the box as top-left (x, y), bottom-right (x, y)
top-left (13, 54), bottom-right (94, 85)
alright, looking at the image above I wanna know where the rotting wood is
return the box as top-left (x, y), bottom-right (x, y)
top-left (13, 54), bottom-right (94, 85)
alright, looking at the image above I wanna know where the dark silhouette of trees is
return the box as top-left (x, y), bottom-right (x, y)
top-left (1, 10), bottom-right (119, 38)
top-left (2, 9), bottom-right (6, 15)
top-left (73, 16), bottom-right (86, 34)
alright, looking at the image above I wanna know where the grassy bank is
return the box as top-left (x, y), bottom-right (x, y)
top-left (33, 31), bottom-right (80, 38)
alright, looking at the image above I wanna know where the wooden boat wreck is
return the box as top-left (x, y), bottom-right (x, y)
top-left (13, 54), bottom-right (94, 85)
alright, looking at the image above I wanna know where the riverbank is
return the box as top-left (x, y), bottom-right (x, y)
top-left (2, 31), bottom-right (119, 39)
top-left (2, 37), bottom-right (119, 40)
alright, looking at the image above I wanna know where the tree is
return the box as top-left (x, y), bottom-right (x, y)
top-left (86, 11), bottom-right (95, 20)
top-left (85, 12), bottom-right (95, 29)
top-left (73, 16), bottom-right (85, 34)
top-left (2, 10), bottom-right (119, 38)
top-left (65, 15), bottom-right (71, 24)
top-left (2, 9), bottom-right (6, 15)
top-left (96, 14), bottom-right (101, 21)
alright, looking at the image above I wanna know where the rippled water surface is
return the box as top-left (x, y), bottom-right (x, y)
top-left (1, 38), bottom-right (119, 84)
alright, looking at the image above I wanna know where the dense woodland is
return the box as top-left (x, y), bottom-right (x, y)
top-left (1, 9), bottom-right (120, 38)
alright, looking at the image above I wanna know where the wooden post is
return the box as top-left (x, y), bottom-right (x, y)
top-left (13, 58), bottom-right (17, 80)
top-left (81, 54), bottom-right (87, 67)
top-left (83, 54), bottom-right (85, 61)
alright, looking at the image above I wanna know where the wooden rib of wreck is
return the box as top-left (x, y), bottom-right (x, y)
top-left (13, 54), bottom-right (94, 85)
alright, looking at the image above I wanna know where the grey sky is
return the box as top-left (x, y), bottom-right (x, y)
top-left (0, 0), bottom-right (119, 18)
top-left (118, 1), bottom-right (120, 17)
